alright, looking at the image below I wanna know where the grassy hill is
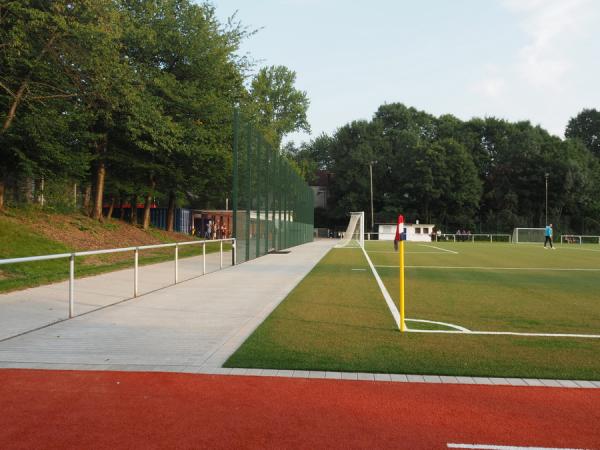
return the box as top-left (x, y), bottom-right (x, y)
top-left (0, 208), bottom-right (203, 293)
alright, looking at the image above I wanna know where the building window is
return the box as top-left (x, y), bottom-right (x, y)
top-left (415, 227), bottom-right (421, 234)
top-left (423, 227), bottom-right (429, 234)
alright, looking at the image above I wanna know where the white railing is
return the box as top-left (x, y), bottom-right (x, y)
top-left (560, 235), bottom-right (600, 244)
top-left (363, 232), bottom-right (511, 243)
top-left (436, 233), bottom-right (511, 243)
top-left (0, 238), bottom-right (236, 319)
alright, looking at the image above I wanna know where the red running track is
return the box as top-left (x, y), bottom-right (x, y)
top-left (0, 369), bottom-right (599, 449)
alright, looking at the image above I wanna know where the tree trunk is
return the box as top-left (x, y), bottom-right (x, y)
top-left (0, 179), bottom-right (5, 210)
top-left (119, 194), bottom-right (126, 220)
top-left (21, 177), bottom-right (34, 204)
top-left (166, 191), bottom-right (176, 232)
top-left (83, 184), bottom-right (92, 213)
top-left (142, 178), bottom-right (156, 230)
top-left (1, 34), bottom-right (58, 134)
top-left (130, 194), bottom-right (138, 225)
top-left (36, 177), bottom-right (45, 206)
top-left (2, 82), bottom-right (28, 133)
top-left (91, 135), bottom-right (107, 221)
top-left (106, 195), bottom-right (115, 220)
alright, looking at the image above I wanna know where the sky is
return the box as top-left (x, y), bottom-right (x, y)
top-left (212, 0), bottom-right (600, 145)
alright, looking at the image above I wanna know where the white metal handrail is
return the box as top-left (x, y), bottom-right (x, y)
top-left (436, 233), bottom-right (512, 243)
top-left (0, 238), bottom-right (236, 318)
top-left (362, 232), bottom-right (511, 243)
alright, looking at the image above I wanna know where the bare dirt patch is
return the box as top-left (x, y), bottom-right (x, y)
top-left (8, 210), bottom-right (195, 252)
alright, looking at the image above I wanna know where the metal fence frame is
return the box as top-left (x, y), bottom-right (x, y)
top-left (0, 238), bottom-right (236, 318)
top-left (232, 109), bottom-right (314, 264)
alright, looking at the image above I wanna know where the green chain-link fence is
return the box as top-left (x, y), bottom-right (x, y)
top-left (232, 110), bottom-right (314, 264)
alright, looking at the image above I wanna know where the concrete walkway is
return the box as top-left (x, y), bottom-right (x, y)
top-left (0, 240), bottom-right (335, 371)
top-left (0, 249), bottom-right (233, 341)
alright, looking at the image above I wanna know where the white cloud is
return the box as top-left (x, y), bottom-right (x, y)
top-left (503, 0), bottom-right (592, 89)
top-left (471, 77), bottom-right (506, 99)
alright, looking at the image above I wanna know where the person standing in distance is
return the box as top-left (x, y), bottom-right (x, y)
top-left (544, 223), bottom-right (554, 249)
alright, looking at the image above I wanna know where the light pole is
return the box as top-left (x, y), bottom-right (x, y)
top-left (369, 161), bottom-right (374, 231)
top-left (545, 173), bottom-right (549, 225)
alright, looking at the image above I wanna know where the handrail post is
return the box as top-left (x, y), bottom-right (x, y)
top-left (232, 238), bottom-right (237, 266)
top-left (174, 243), bottom-right (179, 284)
top-left (69, 254), bottom-right (75, 318)
top-left (203, 241), bottom-right (206, 275)
top-left (134, 247), bottom-right (139, 297)
top-left (220, 240), bottom-right (223, 269)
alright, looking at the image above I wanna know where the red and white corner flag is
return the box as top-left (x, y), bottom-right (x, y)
top-left (395, 215), bottom-right (404, 241)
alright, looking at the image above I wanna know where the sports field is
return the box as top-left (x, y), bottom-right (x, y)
top-left (226, 241), bottom-right (600, 379)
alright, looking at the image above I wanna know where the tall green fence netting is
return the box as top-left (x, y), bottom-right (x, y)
top-left (232, 110), bottom-right (314, 263)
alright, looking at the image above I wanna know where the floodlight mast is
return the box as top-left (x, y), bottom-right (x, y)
top-left (369, 161), bottom-right (375, 231)
top-left (545, 173), bottom-right (549, 225)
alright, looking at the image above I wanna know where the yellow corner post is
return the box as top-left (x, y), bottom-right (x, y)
top-left (399, 238), bottom-right (405, 332)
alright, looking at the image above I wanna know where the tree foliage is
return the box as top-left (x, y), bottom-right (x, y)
top-left (247, 65), bottom-right (310, 147)
top-left (0, 0), bottom-right (309, 226)
top-left (294, 103), bottom-right (600, 234)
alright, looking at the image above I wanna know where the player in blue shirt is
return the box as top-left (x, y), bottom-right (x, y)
top-left (544, 224), bottom-right (554, 249)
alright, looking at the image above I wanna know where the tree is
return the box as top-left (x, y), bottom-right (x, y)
top-left (247, 65), bottom-right (310, 147)
top-left (0, 0), bottom-right (120, 210)
top-left (565, 109), bottom-right (600, 158)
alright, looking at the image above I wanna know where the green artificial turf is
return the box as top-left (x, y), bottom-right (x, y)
top-left (225, 242), bottom-right (600, 380)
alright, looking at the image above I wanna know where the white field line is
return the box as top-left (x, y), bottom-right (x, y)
top-left (406, 318), bottom-right (471, 332)
top-left (366, 250), bottom-right (454, 254)
top-left (448, 444), bottom-right (588, 450)
top-left (409, 329), bottom-right (600, 339)
top-left (359, 245), bottom-right (400, 329)
top-left (374, 265), bottom-right (600, 272)
top-left (351, 268), bottom-right (366, 271)
top-left (419, 244), bottom-right (459, 254)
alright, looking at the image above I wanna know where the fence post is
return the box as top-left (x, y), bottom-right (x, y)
top-left (246, 123), bottom-right (252, 262)
top-left (232, 109), bottom-right (239, 267)
top-left (174, 243), bottom-right (179, 284)
top-left (233, 239), bottom-right (237, 265)
top-left (220, 240), bottom-right (223, 269)
top-left (134, 247), bottom-right (139, 297)
top-left (203, 241), bottom-right (206, 275)
top-left (69, 254), bottom-right (75, 318)
top-left (256, 135), bottom-right (261, 258)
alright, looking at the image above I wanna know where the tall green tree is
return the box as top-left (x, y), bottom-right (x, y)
top-left (247, 65), bottom-right (310, 147)
top-left (565, 108), bottom-right (600, 158)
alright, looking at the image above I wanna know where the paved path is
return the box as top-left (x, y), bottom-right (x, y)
top-left (0, 240), bottom-right (335, 371)
top-left (0, 249), bottom-right (233, 341)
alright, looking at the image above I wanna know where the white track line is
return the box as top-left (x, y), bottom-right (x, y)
top-left (359, 246), bottom-right (400, 328)
top-left (448, 444), bottom-right (588, 450)
top-left (408, 329), bottom-right (600, 339)
top-left (374, 265), bottom-right (600, 271)
top-left (419, 244), bottom-right (459, 254)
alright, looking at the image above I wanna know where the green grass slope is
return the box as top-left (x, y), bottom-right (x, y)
top-left (0, 208), bottom-right (225, 293)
